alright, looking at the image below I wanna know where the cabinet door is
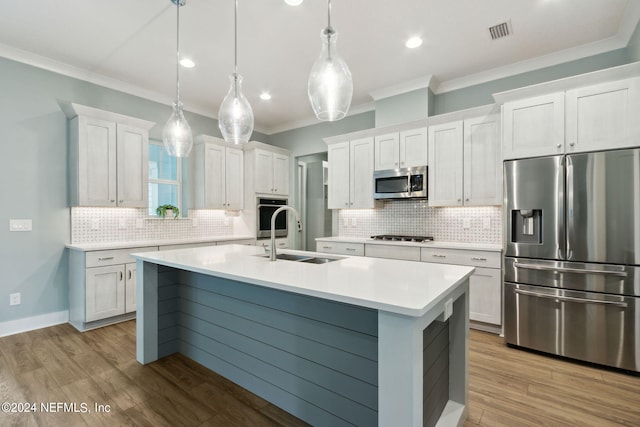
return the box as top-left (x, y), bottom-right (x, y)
top-left (327, 141), bottom-right (350, 209)
top-left (502, 93), bottom-right (565, 159)
top-left (116, 124), bottom-right (149, 207)
top-left (254, 149), bottom-right (274, 194)
top-left (374, 133), bottom-right (400, 170)
top-left (399, 127), bottom-right (428, 168)
top-left (469, 267), bottom-right (501, 325)
top-left (78, 116), bottom-right (117, 206)
top-left (86, 265), bottom-right (125, 322)
top-left (464, 115), bottom-right (502, 206)
top-left (225, 147), bottom-right (244, 209)
top-left (566, 77), bottom-right (640, 153)
top-left (428, 121), bottom-right (463, 206)
top-left (125, 262), bottom-right (136, 313)
top-left (273, 153), bottom-right (290, 195)
top-left (350, 137), bottom-right (375, 208)
top-left (204, 143), bottom-right (225, 209)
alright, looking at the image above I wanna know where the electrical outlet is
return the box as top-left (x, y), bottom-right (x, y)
top-left (9, 219), bottom-right (32, 232)
top-left (351, 218), bottom-right (357, 227)
top-left (483, 218), bottom-right (491, 229)
top-left (136, 219), bottom-right (144, 229)
top-left (463, 218), bottom-right (471, 229)
top-left (91, 219), bottom-right (100, 230)
top-left (192, 218), bottom-right (198, 228)
top-left (223, 216), bottom-right (230, 226)
top-left (9, 293), bottom-right (20, 306)
top-left (118, 219), bottom-right (127, 229)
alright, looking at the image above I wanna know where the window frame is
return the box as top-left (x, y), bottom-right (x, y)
top-left (148, 140), bottom-right (183, 217)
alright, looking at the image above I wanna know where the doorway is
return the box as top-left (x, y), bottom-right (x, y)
top-left (295, 153), bottom-right (331, 250)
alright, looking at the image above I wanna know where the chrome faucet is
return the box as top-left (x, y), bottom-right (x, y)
top-left (270, 206), bottom-right (302, 261)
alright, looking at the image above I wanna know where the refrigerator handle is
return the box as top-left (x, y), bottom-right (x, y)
top-left (565, 156), bottom-right (573, 259)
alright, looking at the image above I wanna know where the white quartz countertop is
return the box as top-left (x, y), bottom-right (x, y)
top-left (66, 235), bottom-right (255, 251)
top-left (132, 244), bottom-right (474, 318)
top-left (316, 236), bottom-right (503, 252)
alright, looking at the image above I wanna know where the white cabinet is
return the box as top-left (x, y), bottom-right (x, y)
top-left (327, 137), bottom-right (377, 209)
top-left (190, 136), bottom-right (244, 210)
top-left (254, 149), bottom-right (289, 195)
top-left (316, 240), bottom-right (365, 256)
top-left (428, 121), bottom-right (464, 206)
top-left (502, 93), bottom-right (565, 160)
top-left (421, 247), bottom-right (502, 328)
top-left (69, 245), bottom-right (157, 331)
top-left (428, 115), bottom-right (501, 207)
top-left (566, 77), bottom-right (640, 153)
top-left (65, 103), bottom-right (154, 207)
top-left (502, 76), bottom-right (640, 159)
top-left (365, 244), bottom-right (421, 261)
top-left (374, 127), bottom-right (428, 170)
top-left (256, 238), bottom-right (289, 249)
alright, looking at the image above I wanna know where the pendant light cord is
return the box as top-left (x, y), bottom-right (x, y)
top-left (233, 0), bottom-right (239, 97)
top-left (175, 0), bottom-right (181, 103)
top-left (326, 0), bottom-right (333, 59)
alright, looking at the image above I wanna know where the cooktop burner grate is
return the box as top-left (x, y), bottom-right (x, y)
top-left (370, 235), bottom-right (434, 243)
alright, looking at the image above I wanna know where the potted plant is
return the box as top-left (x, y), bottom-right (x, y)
top-left (156, 204), bottom-right (180, 219)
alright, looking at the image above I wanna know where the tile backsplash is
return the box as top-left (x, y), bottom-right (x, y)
top-left (71, 207), bottom-right (237, 244)
top-left (338, 200), bottom-right (502, 244)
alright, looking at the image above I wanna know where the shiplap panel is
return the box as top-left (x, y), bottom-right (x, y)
top-left (157, 269), bottom-right (179, 358)
top-left (174, 270), bottom-right (379, 426)
top-left (422, 320), bottom-right (449, 427)
top-left (179, 311), bottom-right (377, 409)
top-left (181, 271), bottom-right (378, 336)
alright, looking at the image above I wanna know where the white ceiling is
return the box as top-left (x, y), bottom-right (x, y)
top-left (1, 0), bottom-right (639, 134)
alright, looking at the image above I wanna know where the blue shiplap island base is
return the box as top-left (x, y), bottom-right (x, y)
top-left (133, 245), bottom-right (472, 427)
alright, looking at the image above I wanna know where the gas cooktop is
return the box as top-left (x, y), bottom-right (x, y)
top-left (370, 235), bottom-right (434, 243)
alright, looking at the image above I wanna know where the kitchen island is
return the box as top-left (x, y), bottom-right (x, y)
top-left (133, 244), bottom-right (473, 427)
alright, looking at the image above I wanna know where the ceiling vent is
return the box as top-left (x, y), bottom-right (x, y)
top-left (489, 20), bottom-right (512, 40)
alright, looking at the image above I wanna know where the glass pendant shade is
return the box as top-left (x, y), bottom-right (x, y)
top-left (163, 102), bottom-right (193, 157)
top-left (308, 28), bottom-right (353, 121)
top-left (218, 73), bottom-right (254, 144)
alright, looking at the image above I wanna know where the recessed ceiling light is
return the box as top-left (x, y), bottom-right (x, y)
top-left (180, 58), bottom-right (195, 68)
top-left (260, 92), bottom-right (272, 101)
top-left (405, 36), bottom-right (423, 49)
top-left (284, 0), bottom-right (303, 5)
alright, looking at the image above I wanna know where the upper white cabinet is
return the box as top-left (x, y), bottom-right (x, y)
top-left (502, 76), bottom-right (640, 159)
top-left (502, 93), bottom-right (565, 159)
top-left (64, 103), bottom-right (154, 207)
top-left (190, 136), bottom-right (244, 210)
top-left (327, 137), bottom-right (377, 209)
top-left (374, 127), bottom-right (428, 170)
top-left (428, 121), bottom-right (464, 206)
top-left (252, 148), bottom-right (289, 196)
top-left (565, 77), bottom-right (640, 153)
top-left (429, 113), bottom-right (501, 207)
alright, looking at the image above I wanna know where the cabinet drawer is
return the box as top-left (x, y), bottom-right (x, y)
top-left (256, 238), bottom-right (289, 249)
top-left (316, 241), bottom-right (365, 256)
top-left (86, 246), bottom-right (157, 268)
top-left (365, 244), bottom-right (421, 261)
top-left (420, 247), bottom-right (501, 268)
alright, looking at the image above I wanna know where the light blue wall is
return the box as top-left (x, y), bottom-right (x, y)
top-left (0, 56), bottom-right (268, 325)
top-left (374, 88), bottom-right (431, 127)
top-left (433, 49), bottom-right (630, 115)
top-left (266, 111), bottom-right (375, 158)
top-left (627, 20), bottom-right (640, 62)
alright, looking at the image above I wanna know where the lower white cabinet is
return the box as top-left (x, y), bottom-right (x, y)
top-left (421, 247), bottom-right (502, 328)
top-left (316, 241), bottom-right (365, 256)
top-left (69, 246), bottom-right (157, 331)
top-left (364, 244), bottom-right (421, 261)
top-left (256, 238), bottom-right (289, 249)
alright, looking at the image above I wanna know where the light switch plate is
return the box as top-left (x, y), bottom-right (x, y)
top-left (91, 219), bottom-right (100, 230)
top-left (118, 219), bottom-right (127, 229)
top-left (9, 219), bottom-right (32, 232)
top-left (9, 292), bottom-right (20, 306)
top-left (483, 218), bottom-right (491, 229)
top-left (192, 218), bottom-right (198, 228)
top-left (136, 219), bottom-right (144, 229)
top-left (462, 218), bottom-right (471, 229)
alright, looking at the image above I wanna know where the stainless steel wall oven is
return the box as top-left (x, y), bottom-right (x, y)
top-left (257, 197), bottom-right (288, 238)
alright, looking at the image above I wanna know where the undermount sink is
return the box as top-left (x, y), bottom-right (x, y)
top-left (254, 253), bottom-right (343, 263)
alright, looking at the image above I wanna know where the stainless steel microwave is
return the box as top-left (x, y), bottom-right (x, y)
top-left (373, 166), bottom-right (427, 199)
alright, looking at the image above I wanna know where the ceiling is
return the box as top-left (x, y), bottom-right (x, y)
top-left (1, 0), bottom-right (639, 134)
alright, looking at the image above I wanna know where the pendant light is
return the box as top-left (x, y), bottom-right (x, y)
top-left (218, 0), bottom-right (254, 145)
top-left (163, 0), bottom-right (193, 157)
top-left (307, 0), bottom-right (353, 122)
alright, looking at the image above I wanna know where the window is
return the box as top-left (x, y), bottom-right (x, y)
top-left (148, 141), bottom-right (181, 216)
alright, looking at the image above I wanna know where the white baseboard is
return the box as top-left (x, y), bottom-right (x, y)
top-left (0, 310), bottom-right (69, 338)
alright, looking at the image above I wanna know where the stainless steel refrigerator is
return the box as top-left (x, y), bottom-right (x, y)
top-left (504, 148), bottom-right (640, 372)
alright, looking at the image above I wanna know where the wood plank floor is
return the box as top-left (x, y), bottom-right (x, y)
top-left (0, 320), bottom-right (638, 426)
